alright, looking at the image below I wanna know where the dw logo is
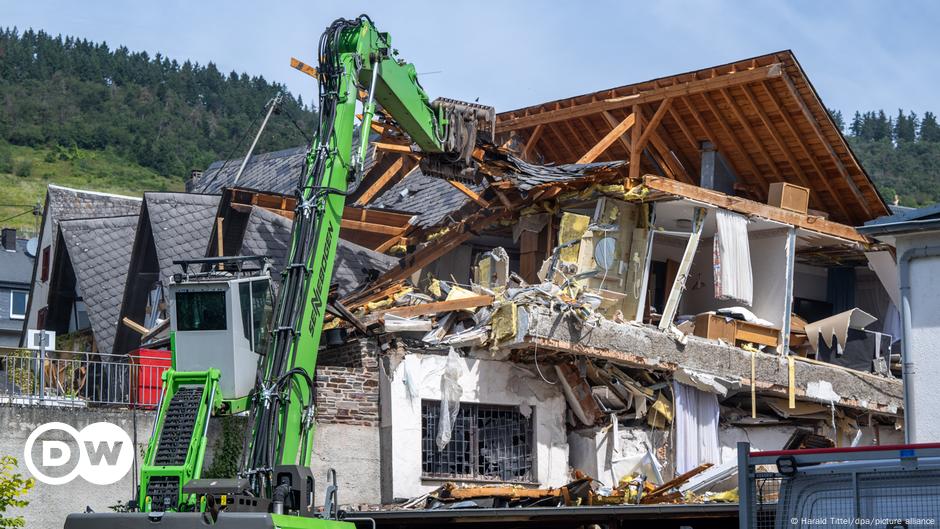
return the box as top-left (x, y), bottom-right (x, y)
top-left (23, 422), bottom-right (134, 486)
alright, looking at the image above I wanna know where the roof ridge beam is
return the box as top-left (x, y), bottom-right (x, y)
top-left (497, 63), bottom-right (784, 132)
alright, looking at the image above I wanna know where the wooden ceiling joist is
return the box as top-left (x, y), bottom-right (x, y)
top-left (497, 62), bottom-right (783, 132)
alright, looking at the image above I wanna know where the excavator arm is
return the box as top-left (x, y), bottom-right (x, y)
top-left (241, 16), bottom-right (492, 507)
top-left (63, 15), bottom-right (493, 529)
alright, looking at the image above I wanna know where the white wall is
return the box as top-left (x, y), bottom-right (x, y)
top-left (380, 353), bottom-right (568, 500)
top-left (679, 230), bottom-right (789, 327)
top-left (568, 425), bottom-right (669, 485)
top-left (896, 233), bottom-right (940, 442)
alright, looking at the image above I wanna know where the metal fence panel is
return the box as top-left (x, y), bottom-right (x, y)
top-left (0, 347), bottom-right (169, 408)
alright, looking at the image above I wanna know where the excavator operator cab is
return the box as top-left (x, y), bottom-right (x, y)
top-left (168, 256), bottom-right (273, 400)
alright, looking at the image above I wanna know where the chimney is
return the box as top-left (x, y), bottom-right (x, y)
top-left (699, 141), bottom-right (737, 195)
top-left (1, 228), bottom-right (16, 252)
top-left (186, 170), bottom-right (204, 193)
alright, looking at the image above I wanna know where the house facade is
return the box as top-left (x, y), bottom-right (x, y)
top-left (0, 229), bottom-right (33, 347)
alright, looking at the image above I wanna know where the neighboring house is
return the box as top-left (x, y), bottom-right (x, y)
top-left (45, 216), bottom-right (139, 354)
top-left (207, 189), bottom-right (398, 296)
top-left (20, 185), bottom-right (141, 346)
top-left (0, 229), bottom-right (34, 347)
top-left (859, 203), bottom-right (940, 443)
top-left (112, 192), bottom-right (221, 356)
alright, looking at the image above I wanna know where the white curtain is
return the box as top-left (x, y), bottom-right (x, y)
top-left (714, 209), bottom-right (753, 306)
top-left (673, 381), bottom-right (720, 474)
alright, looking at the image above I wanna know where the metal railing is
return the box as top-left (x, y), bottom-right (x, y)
top-left (0, 347), bottom-right (170, 408)
top-left (739, 441), bottom-right (940, 529)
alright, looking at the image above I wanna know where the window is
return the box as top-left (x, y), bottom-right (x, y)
top-left (41, 246), bottom-right (50, 282)
top-left (421, 401), bottom-right (533, 482)
top-left (238, 280), bottom-right (272, 353)
top-left (175, 290), bottom-right (227, 331)
top-left (10, 290), bottom-right (27, 320)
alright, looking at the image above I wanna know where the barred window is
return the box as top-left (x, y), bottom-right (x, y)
top-left (421, 400), bottom-right (533, 483)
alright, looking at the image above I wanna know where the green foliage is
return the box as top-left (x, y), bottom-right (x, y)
top-left (0, 27), bottom-right (315, 179)
top-left (203, 416), bottom-right (247, 479)
top-left (12, 159), bottom-right (32, 177)
top-left (0, 456), bottom-right (34, 528)
top-left (843, 108), bottom-right (940, 207)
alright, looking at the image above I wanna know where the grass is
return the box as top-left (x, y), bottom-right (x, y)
top-left (0, 143), bottom-right (184, 235)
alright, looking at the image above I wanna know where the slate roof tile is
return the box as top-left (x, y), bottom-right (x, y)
top-left (58, 215), bottom-right (138, 355)
top-left (238, 206), bottom-right (398, 296)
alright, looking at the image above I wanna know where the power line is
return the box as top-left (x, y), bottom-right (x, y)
top-left (0, 208), bottom-right (35, 224)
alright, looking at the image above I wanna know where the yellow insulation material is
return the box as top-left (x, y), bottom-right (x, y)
top-left (559, 212), bottom-right (590, 263)
top-left (490, 303), bottom-right (518, 344)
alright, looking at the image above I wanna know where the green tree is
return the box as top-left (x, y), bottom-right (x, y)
top-left (0, 456), bottom-right (34, 528)
top-left (921, 112), bottom-right (940, 142)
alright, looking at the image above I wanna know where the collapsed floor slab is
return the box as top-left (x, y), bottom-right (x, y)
top-left (503, 306), bottom-right (903, 415)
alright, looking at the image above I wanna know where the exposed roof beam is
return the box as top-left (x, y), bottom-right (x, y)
top-left (737, 84), bottom-right (833, 210)
top-left (718, 88), bottom-right (786, 184)
top-left (602, 111), bottom-right (636, 157)
top-left (635, 98), bottom-right (673, 150)
top-left (521, 124), bottom-right (544, 160)
top-left (447, 180), bottom-right (488, 207)
top-left (699, 91), bottom-right (771, 197)
top-left (759, 83), bottom-right (856, 222)
top-left (497, 63), bottom-right (784, 132)
top-left (355, 157), bottom-right (406, 206)
top-left (577, 112), bottom-right (636, 164)
top-left (678, 97), bottom-right (750, 195)
top-left (777, 73), bottom-right (872, 218)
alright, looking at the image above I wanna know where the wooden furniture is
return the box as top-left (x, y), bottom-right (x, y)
top-left (693, 313), bottom-right (780, 348)
top-left (768, 182), bottom-right (810, 214)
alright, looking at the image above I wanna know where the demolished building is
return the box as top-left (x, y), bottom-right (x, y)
top-left (14, 49), bottom-right (909, 515)
top-left (182, 50), bottom-right (906, 508)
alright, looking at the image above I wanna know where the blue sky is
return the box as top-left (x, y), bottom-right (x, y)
top-left (5, 0), bottom-right (938, 119)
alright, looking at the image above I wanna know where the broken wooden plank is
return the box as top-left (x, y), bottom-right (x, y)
top-left (375, 142), bottom-right (413, 154)
top-left (644, 463), bottom-right (713, 500)
top-left (290, 57), bottom-right (318, 79)
top-left (382, 295), bottom-right (494, 320)
top-left (642, 175), bottom-right (868, 244)
top-left (355, 156), bottom-right (406, 206)
top-left (447, 180), bottom-right (488, 207)
top-left (122, 317), bottom-right (150, 335)
top-left (658, 207), bottom-right (706, 330)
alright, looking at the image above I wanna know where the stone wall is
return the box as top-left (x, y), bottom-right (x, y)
top-left (315, 338), bottom-right (381, 427)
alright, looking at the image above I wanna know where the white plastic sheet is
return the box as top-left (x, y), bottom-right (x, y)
top-left (713, 209), bottom-right (753, 306)
top-left (436, 348), bottom-right (464, 451)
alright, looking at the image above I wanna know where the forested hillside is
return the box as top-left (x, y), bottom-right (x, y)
top-left (0, 28), bottom-right (316, 178)
top-left (829, 110), bottom-right (940, 207)
top-left (1, 27), bottom-right (939, 221)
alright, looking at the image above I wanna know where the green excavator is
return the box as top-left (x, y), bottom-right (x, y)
top-left (64, 14), bottom-right (494, 529)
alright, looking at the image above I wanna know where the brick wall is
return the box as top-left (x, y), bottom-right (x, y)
top-left (315, 338), bottom-right (380, 426)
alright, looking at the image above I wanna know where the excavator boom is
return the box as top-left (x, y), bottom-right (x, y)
top-left (65, 13), bottom-right (492, 529)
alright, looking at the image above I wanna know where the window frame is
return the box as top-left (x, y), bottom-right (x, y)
top-left (420, 400), bottom-right (534, 484)
top-left (9, 290), bottom-right (28, 320)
